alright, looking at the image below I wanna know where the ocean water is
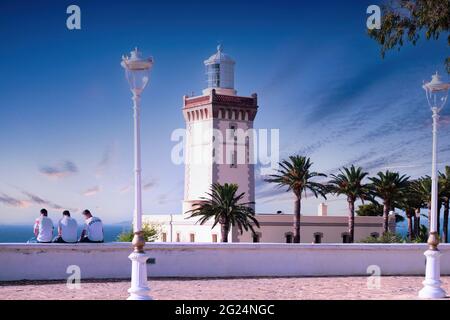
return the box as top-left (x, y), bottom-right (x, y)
top-left (0, 224), bottom-right (129, 243)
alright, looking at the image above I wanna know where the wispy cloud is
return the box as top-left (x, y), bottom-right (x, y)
top-left (440, 115), bottom-right (450, 126)
top-left (120, 178), bottom-right (157, 194)
top-left (39, 161), bottom-right (78, 179)
top-left (143, 179), bottom-right (157, 191)
top-left (22, 191), bottom-right (77, 212)
top-left (119, 185), bottom-right (132, 194)
top-left (157, 194), bottom-right (168, 205)
top-left (0, 193), bottom-right (31, 208)
top-left (0, 190), bottom-right (76, 212)
top-left (82, 186), bottom-right (101, 197)
top-left (96, 144), bottom-right (116, 177)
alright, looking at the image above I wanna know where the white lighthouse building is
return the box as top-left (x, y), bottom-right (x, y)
top-left (182, 45), bottom-right (258, 215)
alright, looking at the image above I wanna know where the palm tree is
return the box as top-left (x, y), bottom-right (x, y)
top-left (439, 166), bottom-right (450, 243)
top-left (397, 182), bottom-right (425, 241)
top-left (413, 176), bottom-right (446, 237)
top-left (407, 179), bottom-right (427, 240)
top-left (413, 176), bottom-right (432, 233)
top-left (265, 155), bottom-right (326, 243)
top-left (369, 170), bottom-right (410, 234)
top-left (187, 183), bottom-right (259, 242)
top-left (328, 165), bottom-right (371, 243)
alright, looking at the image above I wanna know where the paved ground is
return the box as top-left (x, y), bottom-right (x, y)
top-left (0, 276), bottom-right (449, 300)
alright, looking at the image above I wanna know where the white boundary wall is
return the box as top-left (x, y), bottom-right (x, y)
top-left (0, 243), bottom-right (449, 281)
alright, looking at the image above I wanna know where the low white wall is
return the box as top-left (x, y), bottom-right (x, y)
top-left (0, 243), bottom-right (449, 281)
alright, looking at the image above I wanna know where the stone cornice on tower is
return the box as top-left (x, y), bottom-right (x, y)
top-left (183, 89), bottom-right (258, 122)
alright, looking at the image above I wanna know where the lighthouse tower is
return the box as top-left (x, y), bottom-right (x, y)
top-left (182, 45), bottom-right (258, 214)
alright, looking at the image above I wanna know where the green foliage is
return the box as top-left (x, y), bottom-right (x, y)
top-left (396, 180), bottom-right (426, 216)
top-left (369, 171), bottom-right (410, 203)
top-left (412, 224), bottom-right (429, 243)
top-left (412, 176), bottom-right (432, 206)
top-left (439, 166), bottom-right (450, 202)
top-left (187, 183), bottom-right (260, 239)
top-left (359, 232), bottom-right (405, 243)
top-left (116, 223), bottom-right (160, 242)
top-left (327, 165), bottom-right (372, 203)
top-left (265, 155), bottom-right (327, 199)
top-left (412, 176), bottom-right (447, 208)
top-left (356, 203), bottom-right (383, 216)
top-left (368, 0), bottom-right (450, 73)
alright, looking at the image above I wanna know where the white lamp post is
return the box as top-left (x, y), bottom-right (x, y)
top-left (419, 72), bottom-right (449, 299)
top-left (121, 48), bottom-right (153, 300)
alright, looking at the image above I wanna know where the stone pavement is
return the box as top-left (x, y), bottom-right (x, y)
top-left (0, 276), bottom-right (449, 300)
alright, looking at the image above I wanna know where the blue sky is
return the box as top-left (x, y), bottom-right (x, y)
top-left (0, 0), bottom-right (449, 224)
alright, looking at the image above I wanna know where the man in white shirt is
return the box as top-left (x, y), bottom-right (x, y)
top-left (79, 209), bottom-right (104, 243)
top-left (33, 208), bottom-right (54, 243)
top-left (53, 210), bottom-right (78, 243)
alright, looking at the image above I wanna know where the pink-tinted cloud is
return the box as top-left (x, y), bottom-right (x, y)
top-left (22, 191), bottom-right (77, 212)
top-left (82, 186), bottom-right (101, 197)
top-left (119, 185), bottom-right (131, 194)
top-left (0, 193), bottom-right (31, 208)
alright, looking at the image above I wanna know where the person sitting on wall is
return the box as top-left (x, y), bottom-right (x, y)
top-left (79, 209), bottom-right (104, 243)
top-left (33, 208), bottom-right (54, 243)
top-left (53, 210), bottom-right (78, 243)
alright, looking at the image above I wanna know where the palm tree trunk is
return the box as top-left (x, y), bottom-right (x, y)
top-left (293, 195), bottom-right (301, 243)
top-left (220, 222), bottom-right (230, 243)
top-left (347, 199), bottom-right (355, 243)
top-left (414, 208), bottom-right (420, 239)
top-left (382, 200), bottom-right (390, 234)
top-left (427, 202), bottom-right (431, 235)
top-left (407, 210), bottom-right (413, 242)
top-left (443, 200), bottom-right (449, 243)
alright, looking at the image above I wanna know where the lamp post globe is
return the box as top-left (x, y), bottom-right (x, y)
top-left (419, 72), bottom-right (450, 299)
top-left (121, 48), bottom-right (153, 95)
top-left (121, 48), bottom-right (153, 300)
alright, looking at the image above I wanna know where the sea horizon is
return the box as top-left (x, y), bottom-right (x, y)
top-left (0, 219), bottom-right (418, 243)
top-left (0, 224), bottom-right (130, 243)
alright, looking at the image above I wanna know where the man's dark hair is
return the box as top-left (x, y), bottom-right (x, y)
top-left (82, 209), bottom-right (91, 216)
top-left (63, 210), bottom-right (70, 217)
top-left (40, 208), bottom-right (48, 216)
